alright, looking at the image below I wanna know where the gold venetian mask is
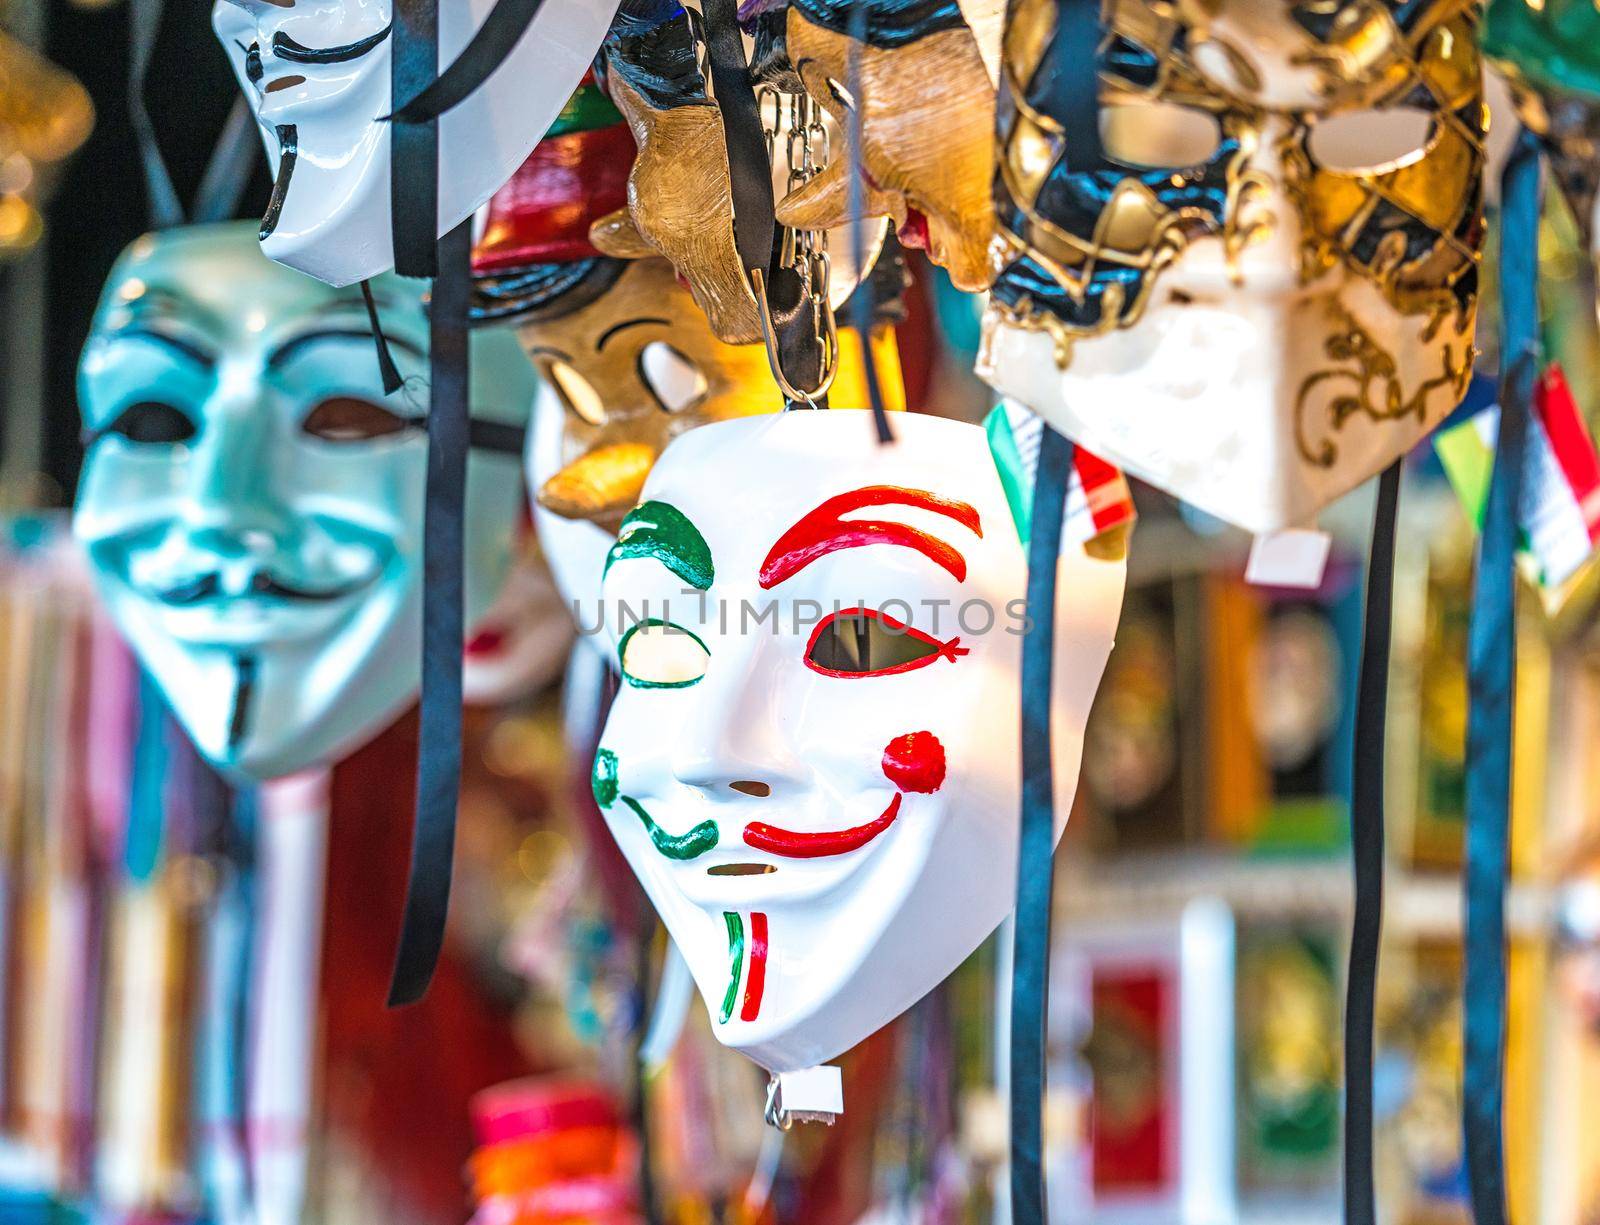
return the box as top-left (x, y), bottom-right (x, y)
top-left (977, 0), bottom-right (1486, 532)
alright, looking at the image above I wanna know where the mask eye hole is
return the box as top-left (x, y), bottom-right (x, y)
top-left (619, 619), bottom-right (710, 689)
top-left (639, 342), bottom-right (708, 414)
top-left (1307, 107), bottom-right (1434, 173)
top-left (547, 359), bottom-right (606, 426)
top-left (302, 396), bottom-right (411, 442)
top-left (804, 607), bottom-right (962, 679)
top-left (103, 401), bottom-right (197, 445)
top-left (1101, 102), bottom-right (1223, 171)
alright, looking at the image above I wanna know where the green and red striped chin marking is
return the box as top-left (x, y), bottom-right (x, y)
top-left (719, 911), bottom-right (769, 1025)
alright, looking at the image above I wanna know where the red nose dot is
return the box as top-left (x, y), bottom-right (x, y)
top-left (882, 732), bottom-right (946, 794)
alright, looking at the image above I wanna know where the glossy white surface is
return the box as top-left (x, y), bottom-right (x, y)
top-left (213, 0), bottom-right (622, 286)
top-left (595, 411), bottom-right (1125, 1070)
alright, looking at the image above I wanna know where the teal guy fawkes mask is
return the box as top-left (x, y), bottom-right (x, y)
top-left (73, 222), bottom-right (536, 780)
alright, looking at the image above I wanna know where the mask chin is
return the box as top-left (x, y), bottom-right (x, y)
top-left (258, 118), bottom-right (391, 288)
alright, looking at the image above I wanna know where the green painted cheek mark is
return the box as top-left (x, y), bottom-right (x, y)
top-left (605, 500), bottom-right (715, 590)
top-left (592, 747), bottom-right (620, 808)
top-left (721, 911), bottom-right (744, 1024)
top-left (593, 747), bottom-right (717, 861)
top-left (620, 796), bottom-right (719, 861)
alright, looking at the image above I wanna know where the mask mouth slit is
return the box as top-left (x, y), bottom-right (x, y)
top-left (706, 863), bottom-right (776, 876)
top-left (265, 75), bottom-right (306, 94)
top-left (730, 780), bottom-right (770, 797)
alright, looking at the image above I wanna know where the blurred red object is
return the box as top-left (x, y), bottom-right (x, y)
top-left (469, 1079), bottom-right (642, 1225)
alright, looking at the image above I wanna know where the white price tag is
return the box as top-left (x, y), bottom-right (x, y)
top-left (1245, 528), bottom-right (1332, 589)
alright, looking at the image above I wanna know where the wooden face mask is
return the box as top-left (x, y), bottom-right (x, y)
top-left (519, 257), bottom-right (779, 524)
top-left (979, 0), bottom-right (1485, 532)
top-left (591, 411), bottom-right (1125, 1072)
top-left (515, 256), bottom-right (906, 526)
top-left (776, 0), bottom-right (1002, 292)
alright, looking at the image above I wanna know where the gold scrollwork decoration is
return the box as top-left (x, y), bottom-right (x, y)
top-left (1294, 301), bottom-right (1472, 468)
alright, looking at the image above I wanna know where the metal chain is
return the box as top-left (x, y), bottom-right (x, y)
top-left (756, 80), bottom-right (836, 400)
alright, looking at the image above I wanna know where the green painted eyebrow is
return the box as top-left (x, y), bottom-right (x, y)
top-left (604, 500), bottom-right (715, 591)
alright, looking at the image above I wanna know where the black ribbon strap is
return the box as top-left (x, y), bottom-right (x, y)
top-left (387, 219), bottom-right (474, 1007)
top-left (1009, 425), bottom-right (1074, 1225)
top-left (701, 0), bottom-right (776, 280)
top-left (1343, 458), bottom-right (1401, 1225)
top-left (1462, 125), bottom-right (1541, 1225)
top-left (390, 0), bottom-right (442, 278)
top-left (701, 0), bottom-right (828, 406)
top-left (360, 281), bottom-right (407, 396)
top-left (386, 0), bottom-right (547, 125)
top-left (1008, 4), bottom-right (1102, 1220)
top-left (129, 0), bottom-right (183, 228)
top-left (1054, 0), bottom-right (1105, 173)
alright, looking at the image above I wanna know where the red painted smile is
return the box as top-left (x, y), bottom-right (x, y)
top-left (737, 732), bottom-right (947, 860)
top-left (743, 793), bottom-right (902, 859)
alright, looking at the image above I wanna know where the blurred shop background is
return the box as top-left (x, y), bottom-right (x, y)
top-left (5, 0), bottom-right (1600, 1223)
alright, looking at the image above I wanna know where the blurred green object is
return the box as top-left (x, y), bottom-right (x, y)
top-left (1484, 0), bottom-right (1600, 98)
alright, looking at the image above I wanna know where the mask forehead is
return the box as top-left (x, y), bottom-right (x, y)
top-left (90, 226), bottom-right (425, 353)
top-left (621, 414), bottom-right (1013, 594)
top-left (1180, 0), bottom-right (1477, 111)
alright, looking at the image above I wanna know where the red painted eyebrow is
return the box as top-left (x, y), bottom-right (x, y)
top-left (759, 486), bottom-right (982, 589)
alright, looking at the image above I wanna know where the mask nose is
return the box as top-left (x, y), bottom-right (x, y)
top-left (177, 385), bottom-right (290, 553)
top-left (668, 637), bottom-right (810, 798)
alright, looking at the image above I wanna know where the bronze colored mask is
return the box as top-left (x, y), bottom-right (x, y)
top-left (517, 256), bottom-right (903, 524)
top-left (777, 0), bottom-right (1000, 291)
top-left (978, 0), bottom-right (1486, 532)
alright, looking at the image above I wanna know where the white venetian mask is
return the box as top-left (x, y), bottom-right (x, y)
top-left (590, 411), bottom-right (1125, 1071)
top-left (211, 0), bottom-right (620, 286)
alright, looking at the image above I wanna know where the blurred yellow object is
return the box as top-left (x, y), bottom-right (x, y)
top-left (0, 28), bottom-right (93, 257)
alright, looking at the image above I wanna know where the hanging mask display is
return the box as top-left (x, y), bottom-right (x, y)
top-left (977, 0), bottom-right (1485, 533)
top-left (73, 223), bottom-right (535, 780)
top-left (473, 82), bottom-right (906, 526)
top-left (1484, 0), bottom-right (1600, 268)
top-left (590, 410), bottom-right (1126, 1072)
top-left (209, 0), bottom-right (621, 286)
top-left (775, 0), bottom-right (1003, 292)
top-left (588, 4), bottom-right (887, 343)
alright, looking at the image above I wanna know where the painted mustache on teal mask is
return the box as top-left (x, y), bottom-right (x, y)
top-left (151, 568), bottom-right (373, 607)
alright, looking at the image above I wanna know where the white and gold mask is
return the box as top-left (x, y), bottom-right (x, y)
top-left (979, 0), bottom-right (1485, 532)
